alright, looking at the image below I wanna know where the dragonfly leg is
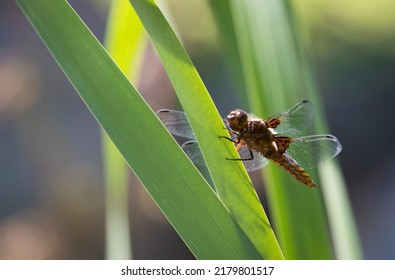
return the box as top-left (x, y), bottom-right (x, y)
top-left (219, 131), bottom-right (253, 161)
top-left (218, 134), bottom-right (242, 145)
top-left (219, 129), bottom-right (242, 144)
top-left (226, 147), bottom-right (254, 161)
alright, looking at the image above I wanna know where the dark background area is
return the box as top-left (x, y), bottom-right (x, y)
top-left (1, 0), bottom-right (395, 259)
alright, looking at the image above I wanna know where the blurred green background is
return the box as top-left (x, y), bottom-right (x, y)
top-left (1, 0), bottom-right (395, 259)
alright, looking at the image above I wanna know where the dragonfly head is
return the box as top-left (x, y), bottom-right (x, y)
top-left (227, 109), bottom-right (248, 132)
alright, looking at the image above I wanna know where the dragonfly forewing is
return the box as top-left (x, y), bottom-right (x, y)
top-left (268, 100), bottom-right (314, 137)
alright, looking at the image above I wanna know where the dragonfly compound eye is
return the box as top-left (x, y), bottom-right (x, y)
top-left (227, 109), bottom-right (248, 131)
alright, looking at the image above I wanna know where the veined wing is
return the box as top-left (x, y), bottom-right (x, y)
top-left (157, 109), bottom-right (195, 139)
top-left (286, 134), bottom-right (342, 169)
top-left (267, 100), bottom-right (314, 137)
top-left (181, 141), bottom-right (206, 166)
top-left (238, 145), bottom-right (269, 171)
top-left (182, 141), bottom-right (268, 171)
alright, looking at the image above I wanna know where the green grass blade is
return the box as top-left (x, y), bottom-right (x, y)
top-left (211, 0), bottom-right (334, 259)
top-left (102, 0), bottom-right (147, 260)
top-left (129, 0), bottom-right (283, 259)
top-left (102, 134), bottom-right (131, 260)
top-left (290, 2), bottom-right (362, 259)
top-left (319, 161), bottom-right (362, 259)
top-left (16, 0), bottom-right (264, 259)
top-left (205, 0), bottom-right (248, 106)
top-left (104, 0), bottom-right (146, 76)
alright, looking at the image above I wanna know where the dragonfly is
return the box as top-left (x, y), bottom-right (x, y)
top-left (157, 100), bottom-right (342, 188)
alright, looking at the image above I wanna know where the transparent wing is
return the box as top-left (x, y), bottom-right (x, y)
top-left (267, 100), bottom-right (314, 137)
top-left (182, 141), bottom-right (268, 171)
top-left (181, 141), bottom-right (206, 166)
top-left (286, 134), bottom-right (342, 169)
top-left (238, 145), bottom-right (269, 172)
top-left (157, 109), bottom-right (195, 139)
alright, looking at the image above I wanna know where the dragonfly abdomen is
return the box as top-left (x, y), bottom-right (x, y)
top-left (271, 153), bottom-right (316, 188)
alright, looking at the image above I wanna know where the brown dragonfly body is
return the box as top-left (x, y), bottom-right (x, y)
top-left (226, 111), bottom-right (315, 187)
top-left (157, 100), bottom-right (342, 188)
